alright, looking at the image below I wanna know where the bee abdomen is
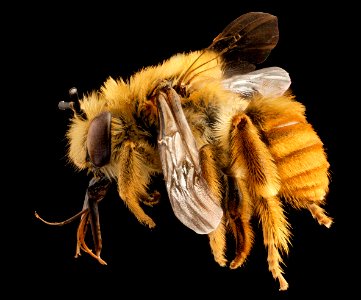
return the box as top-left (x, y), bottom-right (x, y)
top-left (264, 121), bottom-right (329, 207)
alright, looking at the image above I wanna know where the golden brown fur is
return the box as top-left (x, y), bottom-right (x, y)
top-left (45, 10), bottom-right (334, 291)
top-left (63, 48), bottom-right (332, 291)
top-left (35, 12), bottom-right (334, 292)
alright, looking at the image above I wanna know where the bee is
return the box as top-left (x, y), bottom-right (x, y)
top-left (35, 12), bottom-right (333, 291)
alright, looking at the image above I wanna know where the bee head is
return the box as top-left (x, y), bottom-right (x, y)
top-left (60, 87), bottom-right (112, 170)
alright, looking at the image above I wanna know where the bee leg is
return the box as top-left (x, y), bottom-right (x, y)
top-left (230, 113), bottom-right (291, 290)
top-left (140, 190), bottom-right (161, 207)
top-left (199, 144), bottom-right (228, 266)
top-left (307, 203), bottom-right (333, 228)
top-left (117, 141), bottom-right (157, 228)
top-left (76, 176), bottom-right (111, 265)
top-left (255, 196), bottom-right (290, 291)
top-left (208, 220), bottom-right (227, 266)
top-left (227, 178), bottom-right (254, 269)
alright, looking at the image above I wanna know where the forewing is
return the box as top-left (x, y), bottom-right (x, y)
top-left (209, 12), bottom-right (279, 75)
top-left (156, 86), bottom-right (223, 234)
top-left (222, 67), bottom-right (291, 98)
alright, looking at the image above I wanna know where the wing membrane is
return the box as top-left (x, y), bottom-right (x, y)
top-left (157, 85), bottom-right (223, 234)
top-left (222, 67), bottom-right (291, 98)
top-left (209, 12), bottom-right (279, 74)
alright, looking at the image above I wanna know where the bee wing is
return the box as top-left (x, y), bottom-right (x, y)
top-left (177, 12), bottom-right (280, 89)
top-left (209, 12), bottom-right (279, 75)
top-left (222, 66), bottom-right (291, 98)
top-left (156, 85), bottom-right (223, 234)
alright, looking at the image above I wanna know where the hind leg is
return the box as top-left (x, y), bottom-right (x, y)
top-left (279, 163), bottom-right (333, 228)
top-left (254, 195), bottom-right (291, 291)
top-left (229, 113), bottom-right (291, 290)
top-left (308, 202), bottom-right (332, 228)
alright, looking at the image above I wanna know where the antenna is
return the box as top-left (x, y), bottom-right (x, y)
top-left (58, 87), bottom-right (83, 115)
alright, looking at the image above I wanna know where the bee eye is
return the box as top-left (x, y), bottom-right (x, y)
top-left (87, 111), bottom-right (112, 167)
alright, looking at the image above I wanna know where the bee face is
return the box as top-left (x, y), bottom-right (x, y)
top-left (86, 111), bottom-right (112, 167)
top-left (36, 12), bottom-right (333, 291)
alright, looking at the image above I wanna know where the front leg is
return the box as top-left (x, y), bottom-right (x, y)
top-left (35, 176), bottom-right (111, 265)
top-left (117, 140), bottom-right (158, 228)
top-left (75, 176), bottom-right (111, 264)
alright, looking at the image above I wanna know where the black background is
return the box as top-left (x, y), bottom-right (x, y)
top-left (7, 1), bottom-right (353, 299)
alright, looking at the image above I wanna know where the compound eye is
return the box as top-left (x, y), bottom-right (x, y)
top-left (87, 111), bottom-right (112, 167)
